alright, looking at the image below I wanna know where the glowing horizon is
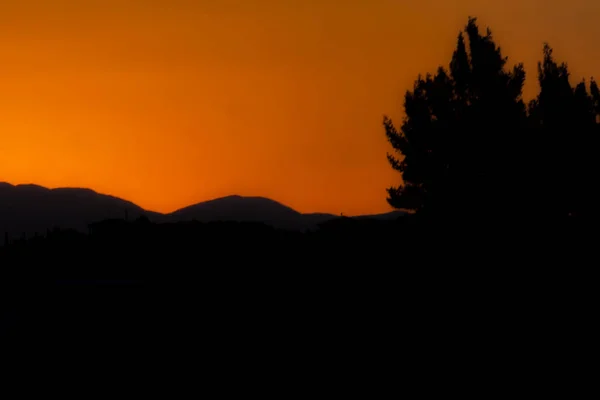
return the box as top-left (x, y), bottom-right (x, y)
top-left (1, 0), bottom-right (599, 215)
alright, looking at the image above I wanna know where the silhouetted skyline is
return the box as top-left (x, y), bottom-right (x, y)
top-left (2, 1), bottom-right (600, 215)
top-left (0, 181), bottom-right (406, 239)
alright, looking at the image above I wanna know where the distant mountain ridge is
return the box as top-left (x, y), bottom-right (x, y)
top-left (0, 182), bottom-right (405, 238)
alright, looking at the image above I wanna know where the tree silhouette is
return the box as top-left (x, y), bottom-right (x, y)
top-left (384, 17), bottom-right (600, 228)
top-left (384, 17), bottom-right (527, 223)
top-left (528, 45), bottom-right (600, 221)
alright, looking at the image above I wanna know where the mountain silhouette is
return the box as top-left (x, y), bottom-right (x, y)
top-left (0, 182), bottom-right (404, 238)
top-left (169, 195), bottom-right (314, 230)
top-left (0, 183), bottom-right (155, 238)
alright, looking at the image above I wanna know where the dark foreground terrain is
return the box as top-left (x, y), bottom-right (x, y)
top-left (0, 216), bottom-right (595, 390)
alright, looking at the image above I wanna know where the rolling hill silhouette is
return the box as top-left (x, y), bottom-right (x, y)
top-left (169, 195), bottom-right (308, 229)
top-left (0, 182), bottom-right (404, 238)
top-left (0, 183), bottom-right (153, 238)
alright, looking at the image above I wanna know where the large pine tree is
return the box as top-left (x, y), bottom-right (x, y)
top-left (384, 17), bottom-right (527, 223)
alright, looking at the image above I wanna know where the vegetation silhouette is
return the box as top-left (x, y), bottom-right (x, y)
top-left (384, 17), bottom-right (600, 240)
top-left (1, 215), bottom-right (415, 383)
top-left (1, 16), bottom-right (597, 383)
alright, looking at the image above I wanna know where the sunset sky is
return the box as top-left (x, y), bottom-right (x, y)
top-left (1, 0), bottom-right (599, 215)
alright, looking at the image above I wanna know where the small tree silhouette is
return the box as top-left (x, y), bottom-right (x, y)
top-left (528, 45), bottom-right (600, 220)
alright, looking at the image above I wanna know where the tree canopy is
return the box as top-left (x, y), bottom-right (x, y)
top-left (384, 17), bottom-right (600, 225)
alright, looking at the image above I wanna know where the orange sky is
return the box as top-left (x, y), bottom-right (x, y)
top-left (1, 0), bottom-right (599, 215)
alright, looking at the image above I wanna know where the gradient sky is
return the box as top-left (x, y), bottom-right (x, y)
top-left (1, 0), bottom-right (599, 214)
